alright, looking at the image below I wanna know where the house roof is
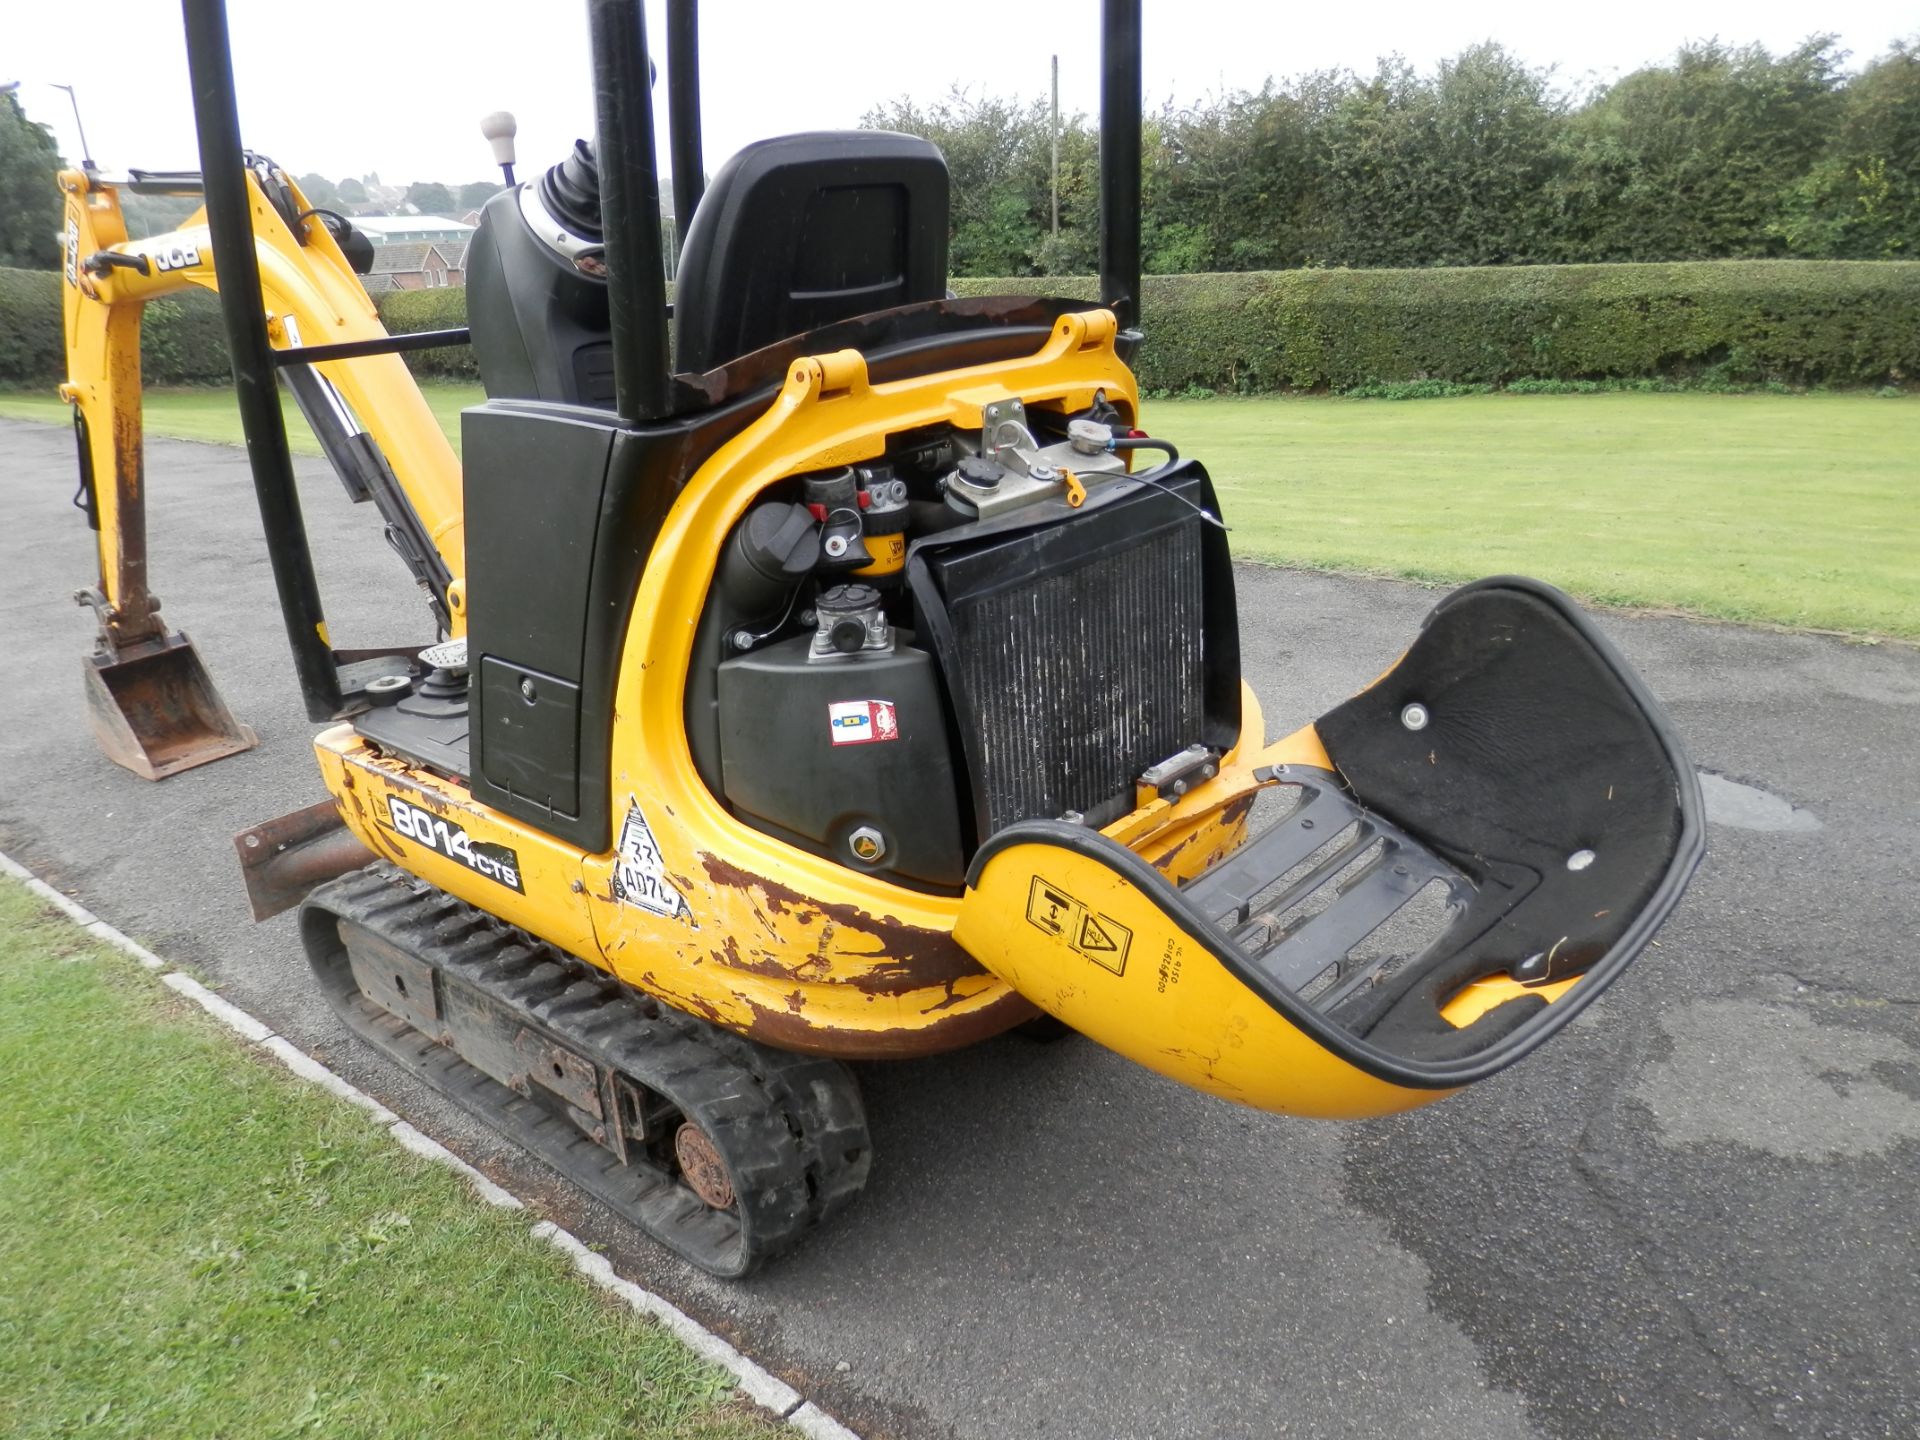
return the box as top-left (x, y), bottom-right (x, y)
top-left (359, 272), bottom-right (398, 295)
top-left (367, 242), bottom-right (432, 274)
top-left (355, 214), bottom-right (478, 242)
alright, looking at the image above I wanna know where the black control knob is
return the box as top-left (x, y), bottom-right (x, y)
top-left (957, 455), bottom-right (1004, 490)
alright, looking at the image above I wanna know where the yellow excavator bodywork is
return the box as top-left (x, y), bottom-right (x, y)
top-left (54, 19), bottom-right (1701, 1268)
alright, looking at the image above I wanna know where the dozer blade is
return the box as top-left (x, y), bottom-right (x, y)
top-left (83, 630), bottom-right (258, 782)
top-left (955, 577), bottom-right (1704, 1120)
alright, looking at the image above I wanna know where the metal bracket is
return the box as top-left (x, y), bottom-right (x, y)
top-left (233, 799), bottom-right (373, 920)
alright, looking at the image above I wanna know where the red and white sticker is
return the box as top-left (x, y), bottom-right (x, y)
top-left (828, 699), bottom-right (899, 745)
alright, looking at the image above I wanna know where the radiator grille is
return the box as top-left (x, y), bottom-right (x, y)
top-left (939, 515), bottom-right (1207, 832)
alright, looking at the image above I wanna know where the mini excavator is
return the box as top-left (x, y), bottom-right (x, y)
top-left (57, 0), bottom-right (1703, 1275)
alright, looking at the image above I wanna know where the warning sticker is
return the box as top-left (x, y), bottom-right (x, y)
top-left (828, 699), bottom-right (899, 746)
top-left (612, 801), bottom-right (690, 920)
top-left (1025, 876), bottom-right (1133, 976)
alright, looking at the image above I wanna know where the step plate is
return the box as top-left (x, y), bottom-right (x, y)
top-left (1184, 767), bottom-right (1474, 1017)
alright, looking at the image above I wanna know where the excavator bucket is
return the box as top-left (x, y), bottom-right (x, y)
top-left (83, 630), bottom-right (258, 781)
top-left (955, 578), bottom-right (1704, 1120)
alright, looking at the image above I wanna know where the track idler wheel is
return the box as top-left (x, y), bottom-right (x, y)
top-left (674, 1123), bottom-right (738, 1210)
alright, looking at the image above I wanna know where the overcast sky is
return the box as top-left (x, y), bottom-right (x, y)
top-left (7, 0), bottom-right (1915, 195)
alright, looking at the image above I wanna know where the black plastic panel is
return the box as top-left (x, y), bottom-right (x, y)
top-left (356, 699), bottom-right (471, 781)
top-left (477, 658), bottom-right (581, 816)
top-left (465, 188), bottom-right (618, 408)
top-left (1314, 579), bottom-right (1692, 1060)
top-left (717, 634), bottom-right (964, 887)
top-left (461, 392), bottom-right (769, 852)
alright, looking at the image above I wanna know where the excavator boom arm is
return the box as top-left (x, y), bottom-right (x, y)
top-left (57, 162), bottom-right (468, 778)
top-left (61, 166), bottom-right (467, 607)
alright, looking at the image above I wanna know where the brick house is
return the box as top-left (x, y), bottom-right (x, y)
top-left (360, 240), bottom-right (469, 294)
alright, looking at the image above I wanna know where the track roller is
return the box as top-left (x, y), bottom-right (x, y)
top-left (298, 863), bottom-right (870, 1277)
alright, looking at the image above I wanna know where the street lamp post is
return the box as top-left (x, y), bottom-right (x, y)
top-left (0, 80), bottom-right (97, 169)
top-left (50, 83), bottom-right (95, 169)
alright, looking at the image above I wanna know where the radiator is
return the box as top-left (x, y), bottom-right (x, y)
top-left (912, 472), bottom-right (1231, 838)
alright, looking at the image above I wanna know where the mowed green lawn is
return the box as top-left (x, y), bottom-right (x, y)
top-left (2, 383), bottom-right (1913, 637)
top-left (0, 880), bottom-right (778, 1440)
top-left (1150, 392), bottom-right (1918, 639)
top-left (0, 385), bottom-right (470, 457)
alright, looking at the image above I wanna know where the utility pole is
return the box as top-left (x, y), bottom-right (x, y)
top-left (1050, 54), bottom-right (1060, 241)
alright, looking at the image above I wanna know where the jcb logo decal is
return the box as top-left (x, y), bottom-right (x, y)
top-left (148, 241), bottom-right (202, 273)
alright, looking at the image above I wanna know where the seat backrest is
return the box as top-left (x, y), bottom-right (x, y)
top-left (672, 131), bottom-right (949, 375)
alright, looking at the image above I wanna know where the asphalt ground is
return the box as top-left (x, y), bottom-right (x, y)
top-left (3, 417), bottom-right (1916, 1439)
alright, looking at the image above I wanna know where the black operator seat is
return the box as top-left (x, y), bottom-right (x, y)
top-left (671, 130), bottom-right (950, 375)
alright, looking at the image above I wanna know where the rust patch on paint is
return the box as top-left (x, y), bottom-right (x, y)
top-left (1150, 793), bottom-right (1257, 876)
top-left (740, 987), bottom-right (1040, 1059)
top-left (698, 851), bottom-right (983, 995)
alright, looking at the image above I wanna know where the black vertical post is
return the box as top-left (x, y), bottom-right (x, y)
top-left (180, 0), bottom-right (344, 719)
top-left (667, 0), bottom-right (705, 248)
top-left (1099, 0), bottom-right (1143, 331)
top-left (588, 0), bottom-right (673, 422)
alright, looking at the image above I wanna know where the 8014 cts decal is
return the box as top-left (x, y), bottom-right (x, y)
top-left (386, 795), bottom-right (524, 892)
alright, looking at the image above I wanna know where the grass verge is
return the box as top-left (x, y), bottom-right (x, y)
top-left (0, 878), bottom-right (778, 1440)
top-left (2, 383), bottom-right (1912, 637)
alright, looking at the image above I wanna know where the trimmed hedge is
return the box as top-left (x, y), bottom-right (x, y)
top-left (0, 269), bottom-right (63, 386)
top-left (962, 261), bottom-right (1920, 391)
top-left (0, 268), bottom-right (235, 387)
top-left (1246, 262), bottom-right (1920, 392)
top-left (377, 287), bottom-right (478, 381)
top-left (6, 260), bottom-right (1916, 393)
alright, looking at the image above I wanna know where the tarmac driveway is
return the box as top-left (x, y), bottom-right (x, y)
top-left (2, 417), bottom-right (1915, 1439)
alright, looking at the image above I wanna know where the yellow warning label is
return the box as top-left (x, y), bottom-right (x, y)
top-left (1026, 876), bottom-right (1132, 976)
top-left (1026, 877), bottom-right (1077, 938)
top-left (1074, 911), bottom-right (1131, 974)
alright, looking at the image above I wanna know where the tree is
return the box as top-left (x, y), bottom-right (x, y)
top-left (0, 92), bottom-right (64, 268)
top-left (1772, 37), bottom-right (1920, 257)
top-left (406, 180), bottom-right (455, 215)
top-left (1147, 76), bottom-right (1340, 272)
top-left (120, 192), bottom-right (199, 240)
top-left (864, 34), bottom-right (1910, 276)
top-left (297, 172), bottom-right (338, 207)
top-left (1563, 37), bottom-right (1847, 260)
top-left (458, 180), bottom-right (502, 210)
top-left (337, 176), bottom-right (368, 205)
top-left (866, 91), bottom-right (1046, 275)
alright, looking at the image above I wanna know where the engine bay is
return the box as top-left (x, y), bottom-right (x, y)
top-left (688, 393), bottom-right (1240, 890)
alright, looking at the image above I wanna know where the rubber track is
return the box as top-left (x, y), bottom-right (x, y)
top-left (299, 863), bottom-right (869, 1277)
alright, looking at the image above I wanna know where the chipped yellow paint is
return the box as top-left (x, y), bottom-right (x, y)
top-left (1442, 973), bottom-right (1581, 1027)
top-left (309, 310), bottom-right (1286, 1056)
